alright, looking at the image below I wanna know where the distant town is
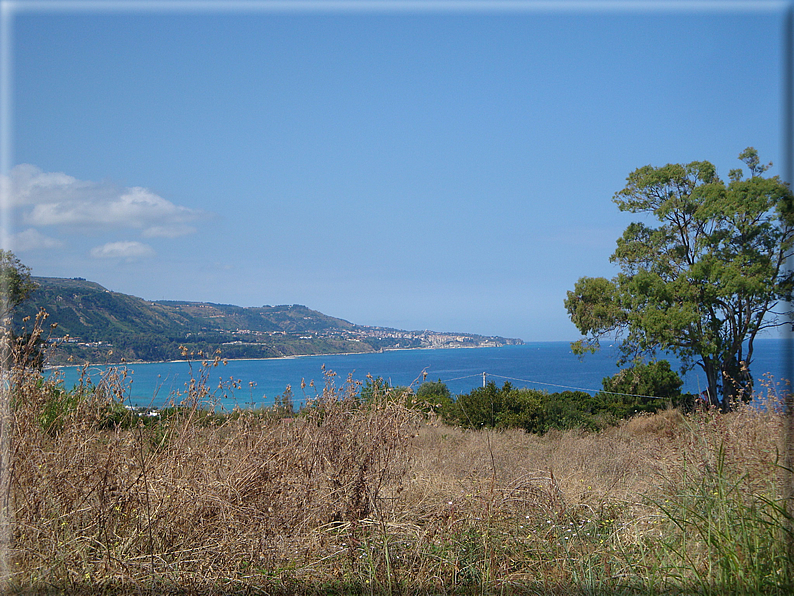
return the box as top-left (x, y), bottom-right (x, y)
top-left (219, 326), bottom-right (512, 350)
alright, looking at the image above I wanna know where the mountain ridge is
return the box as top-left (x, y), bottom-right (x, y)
top-left (16, 277), bottom-right (523, 365)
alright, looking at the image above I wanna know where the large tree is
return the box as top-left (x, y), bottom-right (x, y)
top-left (0, 251), bottom-right (39, 369)
top-left (0, 250), bottom-right (36, 323)
top-left (565, 149), bottom-right (794, 409)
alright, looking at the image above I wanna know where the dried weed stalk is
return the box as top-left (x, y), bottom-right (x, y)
top-left (2, 315), bottom-right (792, 594)
top-left (6, 327), bottom-right (420, 593)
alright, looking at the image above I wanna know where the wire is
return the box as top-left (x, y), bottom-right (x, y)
top-left (434, 373), bottom-right (483, 383)
top-left (435, 372), bottom-right (670, 400)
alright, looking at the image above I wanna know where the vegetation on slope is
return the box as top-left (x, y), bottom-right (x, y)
top-left (15, 277), bottom-right (520, 365)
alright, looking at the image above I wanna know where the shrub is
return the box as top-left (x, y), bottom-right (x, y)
top-left (445, 380), bottom-right (507, 429)
top-left (446, 382), bottom-right (617, 434)
top-left (598, 359), bottom-right (684, 418)
top-left (415, 379), bottom-right (454, 415)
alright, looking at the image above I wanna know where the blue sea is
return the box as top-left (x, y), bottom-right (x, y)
top-left (49, 339), bottom-right (791, 411)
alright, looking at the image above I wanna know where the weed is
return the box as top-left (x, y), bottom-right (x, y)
top-left (2, 314), bottom-right (793, 594)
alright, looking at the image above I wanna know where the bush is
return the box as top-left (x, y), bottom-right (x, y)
top-left (359, 375), bottom-right (414, 409)
top-left (542, 390), bottom-right (612, 432)
top-left (446, 383), bottom-right (628, 434)
top-left (495, 386), bottom-right (545, 433)
top-left (415, 379), bottom-right (454, 415)
top-left (445, 381), bottom-right (507, 429)
top-left (598, 359), bottom-right (684, 418)
top-left (36, 382), bottom-right (81, 435)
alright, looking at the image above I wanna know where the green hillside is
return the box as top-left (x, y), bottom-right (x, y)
top-left (19, 277), bottom-right (194, 339)
top-left (16, 277), bottom-right (372, 364)
top-left (17, 277), bottom-right (521, 365)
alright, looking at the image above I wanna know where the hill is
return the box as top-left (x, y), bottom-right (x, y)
top-left (16, 277), bottom-right (522, 365)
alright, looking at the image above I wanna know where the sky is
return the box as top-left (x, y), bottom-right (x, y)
top-left (0, 0), bottom-right (790, 341)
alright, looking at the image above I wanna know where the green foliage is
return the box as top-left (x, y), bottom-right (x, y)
top-left (415, 379), bottom-right (454, 415)
top-left (359, 376), bottom-right (415, 411)
top-left (494, 385), bottom-right (545, 432)
top-left (356, 377), bottom-right (459, 419)
top-left (444, 369), bottom-right (686, 434)
top-left (598, 359), bottom-right (684, 418)
top-left (38, 383), bottom-right (81, 435)
top-left (13, 278), bottom-right (378, 364)
top-left (0, 252), bottom-right (42, 369)
top-left (99, 402), bottom-right (157, 429)
top-left (541, 391), bottom-right (609, 432)
top-left (359, 376), bottom-right (390, 404)
top-left (567, 277), bottom-right (626, 355)
top-left (0, 250), bottom-right (37, 322)
top-left (565, 148), bottom-right (794, 410)
top-left (445, 381), bottom-right (617, 434)
top-left (447, 381), bottom-right (507, 429)
top-left (656, 443), bottom-right (794, 593)
top-left (274, 385), bottom-right (296, 417)
top-left (34, 380), bottom-right (157, 435)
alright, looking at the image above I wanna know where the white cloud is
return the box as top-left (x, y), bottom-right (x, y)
top-left (3, 228), bottom-right (64, 251)
top-left (3, 164), bottom-right (204, 232)
top-left (142, 224), bottom-right (197, 238)
top-left (90, 241), bottom-right (156, 260)
top-left (1, 163), bottom-right (97, 207)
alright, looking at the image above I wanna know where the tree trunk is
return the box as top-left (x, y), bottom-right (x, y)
top-left (701, 358), bottom-right (721, 408)
top-left (721, 356), bottom-right (753, 411)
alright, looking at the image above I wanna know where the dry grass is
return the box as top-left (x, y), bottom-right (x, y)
top-left (1, 352), bottom-right (791, 595)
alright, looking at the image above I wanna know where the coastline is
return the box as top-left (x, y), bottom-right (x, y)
top-left (47, 340), bottom-right (789, 407)
top-left (47, 341), bottom-right (519, 371)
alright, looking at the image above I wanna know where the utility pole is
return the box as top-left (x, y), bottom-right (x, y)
top-left (482, 372), bottom-right (486, 388)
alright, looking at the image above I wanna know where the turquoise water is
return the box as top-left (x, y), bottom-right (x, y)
top-left (49, 339), bottom-right (789, 410)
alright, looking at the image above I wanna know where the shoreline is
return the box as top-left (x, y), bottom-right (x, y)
top-left (46, 342), bottom-right (523, 371)
top-left (43, 341), bottom-right (789, 407)
top-left (46, 337), bottom-right (786, 373)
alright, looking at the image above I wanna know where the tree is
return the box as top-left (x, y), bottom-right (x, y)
top-left (415, 380), bottom-right (453, 414)
top-left (0, 250), bottom-right (37, 323)
top-left (565, 149), bottom-right (794, 410)
top-left (444, 382), bottom-right (613, 433)
top-left (446, 381), bottom-right (508, 429)
top-left (0, 251), bottom-right (40, 369)
top-left (598, 360), bottom-right (683, 418)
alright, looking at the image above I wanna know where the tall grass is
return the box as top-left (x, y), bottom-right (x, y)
top-left (1, 329), bottom-right (792, 594)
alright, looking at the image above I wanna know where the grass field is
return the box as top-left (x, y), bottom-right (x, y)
top-left (2, 356), bottom-right (793, 595)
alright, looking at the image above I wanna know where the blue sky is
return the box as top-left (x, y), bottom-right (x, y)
top-left (0, 0), bottom-right (789, 341)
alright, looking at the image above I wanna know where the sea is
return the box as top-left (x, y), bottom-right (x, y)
top-left (49, 339), bottom-right (790, 411)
